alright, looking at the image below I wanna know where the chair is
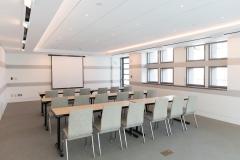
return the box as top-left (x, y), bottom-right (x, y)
top-left (121, 102), bottom-right (145, 148)
top-left (116, 92), bottom-right (129, 101)
top-left (183, 96), bottom-right (198, 130)
top-left (94, 93), bottom-right (108, 104)
top-left (123, 86), bottom-right (132, 92)
top-left (74, 95), bottom-right (90, 106)
top-left (132, 91), bottom-right (145, 99)
top-left (45, 90), bottom-right (58, 98)
top-left (145, 98), bottom-right (169, 140)
top-left (167, 96), bottom-right (186, 135)
top-left (94, 104), bottom-right (123, 155)
top-left (98, 87), bottom-right (108, 94)
top-left (63, 108), bottom-right (95, 160)
top-left (146, 89), bottom-right (157, 98)
top-left (48, 97), bottom-right (68, 135)
top-left (80, 88), bottom-right (91, 95)
top-left (110, 86), bottom-right (119, 93)
top-left (63, 89), bottom-right (75, 97)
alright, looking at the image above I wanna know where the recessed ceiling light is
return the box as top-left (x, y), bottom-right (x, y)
top-left (180, 4), bottom-right (184, 8)
top-left (85, 14), bottom-right (89, 17)
top-left (24, 0), bottom-right (32, 8)
top-left (106, 20), bottom-right (240, 54)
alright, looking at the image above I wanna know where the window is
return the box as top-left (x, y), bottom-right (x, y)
top-left (147, 68), bottom-right (158, 82)
top-left (160, 68), bottom-right (173, 84)
top-left (120, 57), bottom-right (129, 87)
top-left (209, 66), bottom-right (227, 88)
top-left (187, 45), bottom-right (205, 61)
top-left (187, 67), bottom-right (205, 86)
top-left (210, 42), bottom-right (227, 59)
top-left (147, 51), bottom-right (158, 64)
top-left (160, 48), bottom-right (174, 62)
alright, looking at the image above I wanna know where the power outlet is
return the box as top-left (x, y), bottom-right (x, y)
top-left (17, 93), bottom-right (22, 97)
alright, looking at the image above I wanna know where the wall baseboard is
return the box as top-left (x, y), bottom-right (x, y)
top-left (7, 97), bottom-right (41, 103)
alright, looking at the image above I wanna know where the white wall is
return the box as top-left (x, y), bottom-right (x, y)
top-left (6, 53), bottom-right (112, 102)
top-left (129, 36), bottom-right (240, 125)
top-left (0, 47), bottom-right (7, 119)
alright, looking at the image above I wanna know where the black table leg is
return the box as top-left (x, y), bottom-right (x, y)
top-left (44, 103), bottom-right (48, 130)
top-left (125, 128), bottom-right (139, 138)
top-left (55, 116), bottom-right (64, 157)
top-left (41, 102), bottom-right (44, 116)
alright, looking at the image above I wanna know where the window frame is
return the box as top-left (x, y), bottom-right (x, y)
top-left (186, 44), bottom-right (205, 62)
top-left (209, 41), bottom-right (228, 60)
top-left (147, 51), bottom-right (159, 64)
top-left (160, 67), bottom-right (174, 85)
top-left (160, 48), bottom-right (174, 63)
top-left (208, 66), bottom-right (227, 89)
top-left (120, 57), bottom-right (130, 87)
top-left (147, 68), bottom-right (159, 83)
top-left (186, 67), bottom-right (205, 87)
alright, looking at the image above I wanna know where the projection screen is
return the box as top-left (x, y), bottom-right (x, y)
top-left (51, 56), bottom-right (84, 89)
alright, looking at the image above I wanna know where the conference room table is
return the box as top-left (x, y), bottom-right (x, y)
top-left (51, 95), bottom-right (188, 157)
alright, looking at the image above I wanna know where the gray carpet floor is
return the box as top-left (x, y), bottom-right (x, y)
top-left (0, 101), bottom-right (240, 160)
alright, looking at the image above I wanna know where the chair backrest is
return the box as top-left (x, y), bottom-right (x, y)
top-left (45, 90), bottom-right (58, 98)
top-left (170, 96), bottom-right (185, 117)
top-left (186, 96), bottom-right (197, 114)
top-left (123, 86), bottom-right (132, 92)
top-left (110, 86), bottom-right (119, 93)
top-left (74, 95), bottom-right (90, 106)
top-left (116, 92), bottom-right (129, 101)
top-left (51, 97), bottom-right (68, 108)
top-left (94, 93), bottom-right (108, 104)
top-left (63, 89), bottom-right (75, 97)
top-left (68, 108), bottom-right (93, 139)
top-left (147, 89), bottom-right (157, 98)
top-left (126, 102), bottom-right (145, 127)
top-left (133, 91), bottom-right (145, 99)
top-left (80, 88), bottom-right (91, 95)
top-left (152, 98), bottom-right (168, 121)
top-left (98, 87), bottom-right (108, 94)
top-left (100, 104), bottom-right (122, 132)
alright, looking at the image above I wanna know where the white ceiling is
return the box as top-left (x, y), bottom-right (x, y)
top-left (1, 0), bottom-right (240, 55)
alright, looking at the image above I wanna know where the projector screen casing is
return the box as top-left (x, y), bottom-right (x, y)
top-left (51, 55), bottom-right (84, 89)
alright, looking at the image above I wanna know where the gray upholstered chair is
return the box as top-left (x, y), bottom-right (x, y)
top-left (146, 89), bottom-right (157, 98)
top-left (74, 95), bottom-right (90, 106)
top-left (183, 96), bottom-right (198, 130)
top-left (94, 104), bottom-right (123, 156)
top-left (132, 91), bottom-right (145, 99)
top-left (48, 97), bottom-right (68, 135)
top-left (98, 87), bottom-right (108, 94)
top-left (94, 93), bottom-right (108, 104)
top-left (145, 98), bottom-right (169, 139)
top-left (123, 86), bottom-right (132, 92)
top-left (121, 102), bottom-right (145, 148)
top-left (63, 89), bottom-right (75, 97)
top-left (45, 90), bottom-right (58, 98)
top-left (116, 92), bottom-right (129, 101)
top-left (167, 96), bottom-right (186, 135)
top-left (63, 108), bottom-right (95, 160)
top-left (80, 88), bottom-right (91, 95)
top-left (110, 86), bottom-right (119, 93)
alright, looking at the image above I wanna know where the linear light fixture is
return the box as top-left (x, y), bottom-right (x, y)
top-left (106, 20), bottom-right (240, 54)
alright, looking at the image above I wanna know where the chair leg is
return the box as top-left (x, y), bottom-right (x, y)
top-left (65, 139), bottom-right (69, 160)
top-left (48, 117), bottom-right (52, 135)
top-left (182, 115), bottom-right (187, 131)
top-left (118, 129), bottom-right (123, 150)
top-left (193, 113), bottom-right (198, 128)
top-left (164, 119), bottom-right (169, 136)
top-left (97, 133), bottom-right (102, 156)
top-left (140, 125), bottom-right (145, 144)
top-left (167, 119), bottom-right (172, 135)
top-left (180, 116), bottom-right (185, 131)
top-left (123, 128), bottom-right (128, 148)
top-left (91, 135), bottom-right (95, 158)
top-left (149, 121), bottom-right (154, 140)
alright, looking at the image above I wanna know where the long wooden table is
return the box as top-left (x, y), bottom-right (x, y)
top-left (51, 95), bottom-right (188, 157)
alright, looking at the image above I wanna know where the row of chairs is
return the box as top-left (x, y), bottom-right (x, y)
top-left (45, 86), bottom-right (133, 98)
top-left (59, 96), bottom-right (198, 160)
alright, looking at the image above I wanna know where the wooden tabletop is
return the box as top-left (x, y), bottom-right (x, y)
top-left (52, 101), bottom-right (130, 117)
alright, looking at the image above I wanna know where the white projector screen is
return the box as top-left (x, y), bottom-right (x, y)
top-left (51, 56), bottom-right (84, 89)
